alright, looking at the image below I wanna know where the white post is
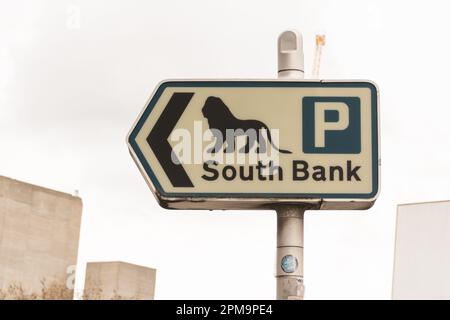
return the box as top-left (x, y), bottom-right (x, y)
top-left (276, 30), bottom-right (306, 300)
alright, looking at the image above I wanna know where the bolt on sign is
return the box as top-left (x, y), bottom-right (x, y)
top-left (127, 80), bottom-right (379, 210)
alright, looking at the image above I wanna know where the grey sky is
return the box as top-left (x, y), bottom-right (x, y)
top-left (1, 0), bottom-right (450, 299)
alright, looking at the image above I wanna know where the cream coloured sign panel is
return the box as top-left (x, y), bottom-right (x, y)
top-left (127, 80), bottom-right (379, 210)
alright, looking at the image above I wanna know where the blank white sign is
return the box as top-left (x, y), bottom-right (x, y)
top-left (393, 201), bottom-right (450, 299)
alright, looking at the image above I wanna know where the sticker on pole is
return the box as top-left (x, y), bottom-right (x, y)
top-left (127, 80), bottom-right (379, 210)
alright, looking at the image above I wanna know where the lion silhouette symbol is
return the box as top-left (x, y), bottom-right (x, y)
top-left (201, 96), bottom-right (292, 154)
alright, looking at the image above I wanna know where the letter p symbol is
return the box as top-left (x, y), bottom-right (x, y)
top-left (314, 102), bottom-right (349, 148)
top-left (302, 97), bottom-right (361, 154)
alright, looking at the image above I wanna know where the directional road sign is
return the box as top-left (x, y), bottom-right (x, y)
top-left (127, 80), bottom-right (379, 210)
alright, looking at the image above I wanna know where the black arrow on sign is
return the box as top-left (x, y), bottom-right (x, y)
top-left (147, 92), bottom-right (195, 188)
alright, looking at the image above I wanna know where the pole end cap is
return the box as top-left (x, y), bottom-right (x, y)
top-left (278, 30), bottom-right (304, 74)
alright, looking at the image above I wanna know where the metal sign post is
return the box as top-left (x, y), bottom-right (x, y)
top-left (276, 205), bottom-right (306, 299)
top-left (276, 31), bottom-right (307, 300)
top-left (127, 30), bottom-right (380, 300)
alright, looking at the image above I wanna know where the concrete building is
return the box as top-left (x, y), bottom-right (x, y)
top-left (84, 261), bottom-right (156, 300)
top-left (393, 201), bottom-right (450, 299)
top-left (0, 175), bottom-right (82, 296)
